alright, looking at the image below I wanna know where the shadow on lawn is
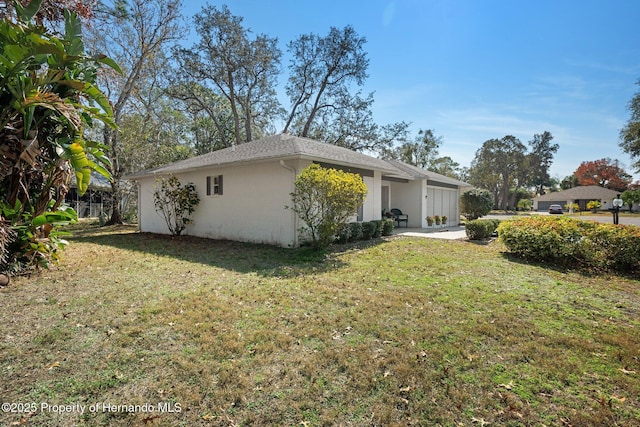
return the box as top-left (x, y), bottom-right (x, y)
top-left (67, 224), bottom-right (388, 277)
top-left (498, 251), bottom-right (640, 280)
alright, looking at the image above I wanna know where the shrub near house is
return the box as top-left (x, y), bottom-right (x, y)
top-left (466, 219), bottom-right (501, 240)
top-left (288, 164), bottom-right (367, 248)
top-left (461, 189), bottom-right (493, 220)
top-left (153, 175), bottom-right (200, 236)
top-left (587, 200), bottom-right (602, 212)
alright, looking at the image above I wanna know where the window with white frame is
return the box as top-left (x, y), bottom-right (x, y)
top-left (206, 175), bottom-right (223, 196)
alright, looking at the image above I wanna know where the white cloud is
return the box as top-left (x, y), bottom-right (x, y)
top-left (382, 2), bottom-right (396, 27)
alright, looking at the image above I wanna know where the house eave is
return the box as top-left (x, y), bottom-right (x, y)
top-left (125, 153), bottom-right (407, 181)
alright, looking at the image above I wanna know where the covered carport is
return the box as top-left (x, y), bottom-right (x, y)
top-left (383, 160), bottom-right (470, 228)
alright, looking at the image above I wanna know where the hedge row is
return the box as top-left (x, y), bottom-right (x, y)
top-left (335, 219), bottom-right (394, 244)
top-left (497, 216), bottom-right (640, 272)
top-left (465, 219), bottom-right (501, 240)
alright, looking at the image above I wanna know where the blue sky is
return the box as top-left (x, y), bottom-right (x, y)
top-left (185, 0), bottom-right (640, 181)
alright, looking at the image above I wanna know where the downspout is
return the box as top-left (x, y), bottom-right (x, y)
top-left (136, 181), bottom-right (142, 232)
top-left (280, 160), bottom-right (298, 247)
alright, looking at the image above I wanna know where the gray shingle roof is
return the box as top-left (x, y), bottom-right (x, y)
top-left (125, 133), bottom-right (470, 187)
top-left (126, 134), bottom-right (405, 179)
top-left (535, 185), bottom-right (620, 201)
top-left (385, 159), bottom-right (470, 187)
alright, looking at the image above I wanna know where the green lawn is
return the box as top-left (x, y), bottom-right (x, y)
top-left (1, 224), bottom-right (639, 426)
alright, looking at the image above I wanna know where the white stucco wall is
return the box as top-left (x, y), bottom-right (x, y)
top-left (135, 159), bottom-right (384, 247)
top-left (137, 159), bottom-right (309, 247)
top-left (360, 172), bottom-right (380, 221)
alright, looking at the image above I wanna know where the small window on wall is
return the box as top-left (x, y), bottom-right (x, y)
top-left (206, 175), bottom-right (223, 196)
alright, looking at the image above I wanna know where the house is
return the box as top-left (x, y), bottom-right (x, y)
top-left (126, 134), bottom-right (470, 247)
top-left (533, 186), bottom-right (621, 212)
top-left (64, 173), bottom-right (112, 218)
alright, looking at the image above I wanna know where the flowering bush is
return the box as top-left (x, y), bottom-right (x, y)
top-left (289, 164), bottom-right (367, 248)
top-left (565, 203), bottom-right (580, 212)
top-left (587, 200), bottom-right (602, 212)
top-left (579, 223), bottom-right (640, 270)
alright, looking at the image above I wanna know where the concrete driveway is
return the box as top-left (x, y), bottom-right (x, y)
top-left (392, 225), bottom-right (468, 240)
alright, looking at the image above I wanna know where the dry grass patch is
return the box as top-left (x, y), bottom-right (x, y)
top-left (1, 223), bottom-right (638, 426)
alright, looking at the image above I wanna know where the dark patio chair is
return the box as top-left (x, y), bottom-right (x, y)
top-left (390, 208), bottom-right (408, 227)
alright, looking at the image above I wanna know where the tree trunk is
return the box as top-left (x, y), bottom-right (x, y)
top-left (108, 183), bottom-right (123, 225)
top-left (242, 96), bottom-right (252, 142)
top-left (227, 70), bottom-right (242, 145)
top-left (302, 75), bottom-right (330, 137)
top-left (104, 126), bottom-right (124, 225)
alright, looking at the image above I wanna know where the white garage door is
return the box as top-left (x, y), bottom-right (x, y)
top-left (427, 187), bottom-right (458, 222)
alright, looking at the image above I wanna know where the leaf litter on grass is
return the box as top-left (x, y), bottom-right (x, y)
top-left (1, 224), bottom-right (638, 426)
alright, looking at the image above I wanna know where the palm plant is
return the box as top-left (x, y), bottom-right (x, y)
top-left (1, 0), bottom-right (119, 272)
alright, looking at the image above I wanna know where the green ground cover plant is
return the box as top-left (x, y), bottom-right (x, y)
top-left (1, 223), bottom-right (638, 426)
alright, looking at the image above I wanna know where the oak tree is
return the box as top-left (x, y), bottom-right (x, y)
top-left (526, 131), bottom-right (559, 195)
top-left (173, 5), bottom-right (282, 146)
top-left (284, 25), bottom-right (407, 153)
top-left (468, 136), bottom-right (527, 210)
top-left (168, 82), bottom-right (236, 152)
top-left (87, 0), bottom-right (184, 225)
top-left (382, 129), bottom-right (442, 169)
top-left (283, 26), bottom-right (367, 136)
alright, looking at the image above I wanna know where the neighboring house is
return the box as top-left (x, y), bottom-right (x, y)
top-left (534, 186), bottom-right (621, 212)
top-left (126, 134), bottom-right (470, 247)
top-left (64, 173), bottom-right (112, 218)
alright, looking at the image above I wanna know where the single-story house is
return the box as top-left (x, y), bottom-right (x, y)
top-left (533, 186), bottom-right (622, 212)
top-left (126, 134), bottom-right (470, 247)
